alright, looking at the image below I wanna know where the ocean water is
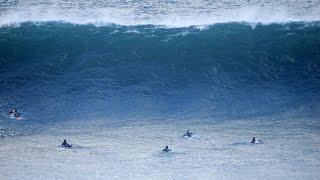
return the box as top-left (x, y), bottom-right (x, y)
top-left (0, 0), bottom-right (320, 179)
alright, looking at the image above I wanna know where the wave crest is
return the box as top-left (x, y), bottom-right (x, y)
top-left (1, 0), bottom-right (320, 27)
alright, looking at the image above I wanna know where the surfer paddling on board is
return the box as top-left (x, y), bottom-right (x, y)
top-left (7, 108), bottom-right (21, 119)
top-left (162, 146), bottom-right (171, 152)
top-left (183, 130), bottom-right (194, 137)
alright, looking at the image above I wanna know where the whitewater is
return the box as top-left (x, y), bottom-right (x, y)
top-left (1, 0), bottom-right (320, 27)
top-left (0, 0), bottom-right (320, 179)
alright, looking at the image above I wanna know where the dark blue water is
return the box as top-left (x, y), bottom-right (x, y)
top-left (0, 22), bottom-right (319, 126)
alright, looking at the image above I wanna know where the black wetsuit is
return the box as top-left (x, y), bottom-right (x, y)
top-left (162, 146), bottom-right (171, 152)
top-left (184, 131), bottom-right (193, 137)
top-left (62, 140), bottom-right (72, 148)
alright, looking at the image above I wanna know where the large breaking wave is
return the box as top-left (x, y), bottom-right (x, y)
top-left (0, 0), bottom-right (320, 126)
top-left (0, 22), bottom-right (319, 125)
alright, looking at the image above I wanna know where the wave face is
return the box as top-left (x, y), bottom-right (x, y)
top-left (1, 0), bottom-right (320, 27)
top-left (0, 22), bottom-right (320, 124)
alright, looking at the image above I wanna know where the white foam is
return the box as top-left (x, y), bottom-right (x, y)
top-left (0, 117), bottom-right (319, 179)
top-left (1, 0), bottom-right (320, 27)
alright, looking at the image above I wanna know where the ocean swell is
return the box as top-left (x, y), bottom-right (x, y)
top-left (0, 22), bottom-right (319, 124)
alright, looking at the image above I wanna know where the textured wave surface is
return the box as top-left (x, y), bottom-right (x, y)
top-left (0, 22), bottom-right (319, 124)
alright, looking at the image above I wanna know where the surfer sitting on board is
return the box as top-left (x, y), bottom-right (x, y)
top-left (62, 139), bottom-right (72, 148)
top-left (251, 137), bottom-right (263, 144)
top-left (251, 137), bottom-right (256, 143)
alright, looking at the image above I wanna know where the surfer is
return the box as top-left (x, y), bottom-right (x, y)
top-left (62, 139), bottom-right (72, 148)
top-left (183, 130), bottom-right (194, 137)
top-left (162, 146), bottom-right (171, 152)
top-left (251, 137), bottom-right (263, 144)
top-left (251, 137), bottom-right (256, 143)
top-left (7, 108), bottom-right (21, 118)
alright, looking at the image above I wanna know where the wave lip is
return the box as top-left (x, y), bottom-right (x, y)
top-left (1, 0), bottom-right (320, 27)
